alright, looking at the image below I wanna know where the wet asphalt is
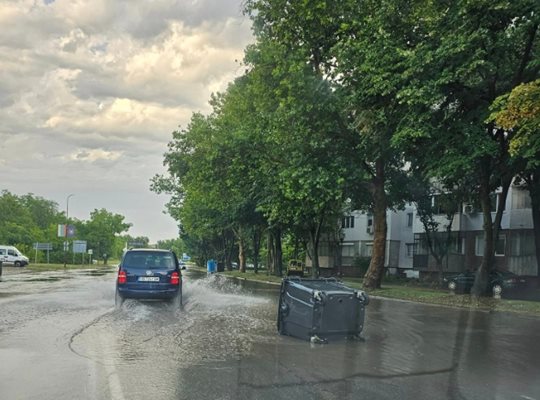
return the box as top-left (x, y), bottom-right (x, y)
top-left (0, 267), bottom-right (539, 400)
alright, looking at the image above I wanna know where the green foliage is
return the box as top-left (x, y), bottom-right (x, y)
top-left (152, 0), bottom-right (538, 284)
top-left (490, 79), bottom-right (540, 167)
top-left (156, 237), bottom-right (185, 256)
top-left (78, 209), bottom-right (131, 262)
top-left (0, 191), bottom-right (58, 246)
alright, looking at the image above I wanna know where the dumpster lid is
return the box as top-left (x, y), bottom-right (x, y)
top-left (285, 278), bottom-right (357, 293)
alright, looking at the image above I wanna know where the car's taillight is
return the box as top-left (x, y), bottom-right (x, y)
top-left (118, 270), bottom-right (127, 284)
top-left (171, 271), bottom-right (180, 285)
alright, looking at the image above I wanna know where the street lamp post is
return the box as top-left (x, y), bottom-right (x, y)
top-left (63, 194), bottom-right (74, 268)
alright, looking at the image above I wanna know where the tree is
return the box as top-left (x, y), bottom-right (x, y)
top-left (410, 178), bottom-right (465, 286)
top-left (490, 79), bottom-right (540, 282)
top-left (0, 191), bottom-right (51, 248)
top-left (79, 209), bottom-right (131, 264)
top-left (245, 0), bottom-right (419, 287)
top-left (156, 237), bottom-right (185, 257)
top-left (394, 0), bottom-right (539, 296)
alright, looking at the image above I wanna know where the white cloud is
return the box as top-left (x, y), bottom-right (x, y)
top-left (0, 0), bottom-right (253, 241)
top-left (68, 148), bottom-right (123, 162)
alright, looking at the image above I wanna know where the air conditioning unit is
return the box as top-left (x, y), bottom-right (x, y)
top-left (463, 204), bottom-right (475, 214)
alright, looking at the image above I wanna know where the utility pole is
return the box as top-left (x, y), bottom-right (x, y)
top-left (64, 194), bottom-right (74, 268)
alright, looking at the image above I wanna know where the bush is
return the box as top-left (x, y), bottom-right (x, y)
top-left (352, 257), bottom-right (370, 275)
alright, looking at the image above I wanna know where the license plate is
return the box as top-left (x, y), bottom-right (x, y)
top-left (138, 277), bottom-right (160, 282)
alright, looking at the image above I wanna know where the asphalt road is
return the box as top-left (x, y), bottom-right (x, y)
top-left (1, 267), bottom-right (539, 400)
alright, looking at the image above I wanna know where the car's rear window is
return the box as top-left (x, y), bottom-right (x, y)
top-left (123, 251), bottom-right (176, 269)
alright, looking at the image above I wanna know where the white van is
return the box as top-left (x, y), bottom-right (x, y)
top-left (0, 245), bottom-right (29, 267)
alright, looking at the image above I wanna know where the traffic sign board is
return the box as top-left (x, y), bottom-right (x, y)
top-left (73, 240), bottom-right (87, 254)
top-left (33, 243), bottom-right (53, 250)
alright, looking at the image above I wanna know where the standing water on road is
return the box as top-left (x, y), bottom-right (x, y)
top-left (1, 268), bottom-right (540, 400)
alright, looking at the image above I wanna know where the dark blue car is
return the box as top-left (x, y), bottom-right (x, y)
top-left (115, 249), bottom-right (184, 308)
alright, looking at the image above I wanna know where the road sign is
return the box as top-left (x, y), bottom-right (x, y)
top-left (73, 240), bottom-right (87, 254)
top-left (33, 243), bottom-right (53, 250)
top-left (88, 249), bottom-right (93, 255)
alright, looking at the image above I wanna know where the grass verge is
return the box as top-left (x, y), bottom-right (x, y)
top-left (22, 263), bottom-right (115, 272)
top-left (220, 269), bottom-right (283, 284)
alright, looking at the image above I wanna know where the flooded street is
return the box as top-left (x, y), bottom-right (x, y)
top-left (1, 268), bottom-right (539, 400)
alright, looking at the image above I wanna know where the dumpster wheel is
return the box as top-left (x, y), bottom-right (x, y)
top-left (310, 335), bottom-right (328, 344)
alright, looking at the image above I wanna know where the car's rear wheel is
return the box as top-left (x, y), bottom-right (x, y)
top-left (115, 289), bottom-right (124, 309)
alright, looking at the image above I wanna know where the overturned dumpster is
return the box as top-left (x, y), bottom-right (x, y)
top-left (277, 277), bottom-right (369, 343)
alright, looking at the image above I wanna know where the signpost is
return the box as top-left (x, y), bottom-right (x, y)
top-left (73, 240), bottom-right (87, 265)
top-left (72, 240), bottom-right (87, 254)
top-left (33, 242), bottom-right (53, 264)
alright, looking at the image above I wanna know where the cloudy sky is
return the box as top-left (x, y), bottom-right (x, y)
top-left (0, 0), bottom-right (253, 242)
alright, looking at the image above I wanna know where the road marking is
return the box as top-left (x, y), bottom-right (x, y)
top-left (97, 316), bottom-right (126, 400)
top-left (521, 396), bottom-right (537, 400)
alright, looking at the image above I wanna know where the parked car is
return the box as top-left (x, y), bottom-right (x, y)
top-left (115, 249), bottom-right (185, 308)
top-left (286, 259), bottom-right (305, 277)
top-left (0, 245), bottom-right (29, 267)
top-left (444, 270), bottom-right (527, 296)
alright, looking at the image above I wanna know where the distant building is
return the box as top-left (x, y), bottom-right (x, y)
top-left (307, 184), bottom-right (537, 280)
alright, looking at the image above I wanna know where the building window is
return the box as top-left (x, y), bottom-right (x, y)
top-left (406, 243), bottom-right (415, 257)
top-left (360, 242), bottom-right (373, 257)
top-left (319, 243), bottom-right (329, 257)
top-left (475, 234), bottom-right (484, 256)
top-left (342, 216), bottom-right (355, 229)
top-left (407, 213), bottom-right (413, 227)
top-left (475, 234), bottom-right (505, 256)
top-left (449, 236), bottom-right (465, 255)
top-left (341, 243), bottom-right (355, 257)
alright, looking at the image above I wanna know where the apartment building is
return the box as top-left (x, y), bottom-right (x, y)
top-left (308, 184), bottom-right (538, 279)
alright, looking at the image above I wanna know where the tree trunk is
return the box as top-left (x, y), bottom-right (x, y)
top-left (238, 228), bottom-right (246, 273)
top-left (266, 228), bottom-right (283, 276)
top-left (363, 158), bottom-right (387, 289)
top-left (440, 214), bottom-right (456, 287)
top-left (252, 228), bottom-right (261, 274)
top-left (309, 212), bottom-right (326, 278)
top-left (309, 231), bottom-right (320, 278)
top-left (222, 230), bottom-right (234, 271)
top-left (274, 228), bottom-right (283, 277)
top-left (266, 230), bottom-right (274, 276)
top-left (472, 164), bottom-right (494, 297)
top-left (472, 169), bottom-right (513, 297)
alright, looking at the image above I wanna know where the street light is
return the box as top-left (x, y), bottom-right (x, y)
top-left (63, 194), bottom-right (74, 268)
